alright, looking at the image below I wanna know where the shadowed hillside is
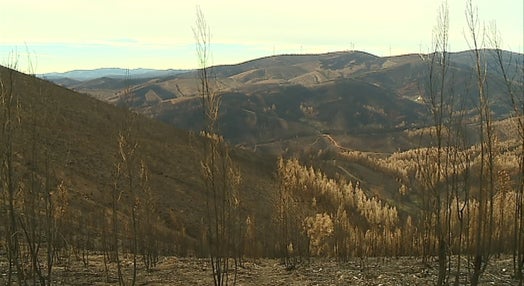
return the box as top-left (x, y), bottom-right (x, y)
top-left (50, 50), bottom-right (522, 156)
top-left (0, 65), bottom-right (277, 253)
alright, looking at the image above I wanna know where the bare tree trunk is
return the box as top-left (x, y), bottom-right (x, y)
top-left (421, 2), bottom-right (452, 283)
top-left (194, 6), bottom-right (241, 285)
top-left (1, 63), bottom-right (26, 286)
top-left (490, 27), bottom-right (524, 283)
top-left (466, 1), bottom-right (496, 284)
top-left (111, 161), bottom-right (125, 286)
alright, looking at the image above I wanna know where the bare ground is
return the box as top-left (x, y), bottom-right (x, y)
top-left (0, 254), bottom-right (519, 285)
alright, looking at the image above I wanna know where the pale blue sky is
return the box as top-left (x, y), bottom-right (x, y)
top-left (1, 0), bottom-right (522, 73)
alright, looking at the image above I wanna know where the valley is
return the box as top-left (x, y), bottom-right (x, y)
top-left (0, 48), bottom-right (522, 285)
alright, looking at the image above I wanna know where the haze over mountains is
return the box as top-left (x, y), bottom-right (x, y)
top-left (43, 50), bottom-right (524, 154)
top-left (41, 67), bottom-right (189, 81)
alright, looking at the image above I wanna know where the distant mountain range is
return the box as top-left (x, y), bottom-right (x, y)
top-left (40, 67), bottom-right (189, 81)
top-left (43, 50), bottom-right (523, 154)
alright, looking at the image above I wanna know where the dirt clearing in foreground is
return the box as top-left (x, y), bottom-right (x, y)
top-left (0, 255), bottom-right (518, 285)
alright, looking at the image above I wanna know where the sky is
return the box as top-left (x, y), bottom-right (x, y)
top-left (0, 0), bottom-right (522, 73)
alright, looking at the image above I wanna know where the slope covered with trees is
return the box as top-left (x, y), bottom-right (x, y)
top-left (0, 64), bottom-right (279, 285)
top-left (2, 1), bottom-right (523, 285)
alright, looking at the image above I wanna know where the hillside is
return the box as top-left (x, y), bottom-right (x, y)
top-left (37, 50), bottom-right (524, 225)
top-left (35, 51), bottom-right (524, 218)
top-left (4, 49), bottom-right (523, 284)
top-left (53, 50), bottom-right (522, 155)
top-left (0, 65), bottom-right (277, 253)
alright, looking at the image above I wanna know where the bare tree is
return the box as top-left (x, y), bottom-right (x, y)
top-left (194, 6), bottom-right (241, 286)
top-left (0, 59), bottom-right (25, 285)
top-left (465, 1), bottom-right (497, 284)
top-left (428, 3), bottom-right (451, 284)
top-left (489, 24), bottom-right (524, 282)
top-left (138, 160), bottom-right (159, 272)
top-left (118, 126), bottom-right (139, 286)
top-left (110, 143), bottom-right (125, 286)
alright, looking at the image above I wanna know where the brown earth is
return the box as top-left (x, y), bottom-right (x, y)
top-left (1, 254), bottom-right (517, 285)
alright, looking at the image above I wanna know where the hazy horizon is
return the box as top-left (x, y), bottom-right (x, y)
top-left (39, 48), bottom-right (524, 76)
top-left (1, 0), bottom-right (522, 73)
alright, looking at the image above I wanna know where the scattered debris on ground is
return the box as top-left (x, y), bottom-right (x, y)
top-left (0, 255), bottom-right (519, 285)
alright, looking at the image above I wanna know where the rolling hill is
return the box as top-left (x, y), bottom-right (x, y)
top-left (51, 50), bottom-right (522, 155)
top-left (39, 50), bottom-right (523, 224)
top-left (20, 49), bottom-right (523, 250)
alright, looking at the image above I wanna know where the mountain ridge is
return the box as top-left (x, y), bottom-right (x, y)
top-left (42, 48), bottom-right (521, 83)
top-left (102, 49), bottom-right (521, 152)
top-left (41, 67), bottom-right (189, 81)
